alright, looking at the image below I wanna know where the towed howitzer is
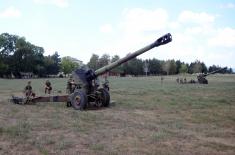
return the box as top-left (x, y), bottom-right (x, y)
top-left (197, 67), bottom-right (227, 84)
top-left (69, 33), bottom-right (172, 110)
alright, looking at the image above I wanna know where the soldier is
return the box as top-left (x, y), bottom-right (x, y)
top-left (190, 79), bottom-right (196, 83)
top-left (179, 78), bottom-right (183, 84)
top-left (102, 75), bottom-right (109, 91)
top-left (176, 77), bottom-right (179, 83)
top-left (24, 81), bottom-right (35, 98)
top-left (161, 76), bottom-right (164, 85)
top-left (45, 80), bottom-right (52, 94)
top-left (66, 77), bottom-right (75, 107)
top-left (66, 76), bottom-right (75, 94)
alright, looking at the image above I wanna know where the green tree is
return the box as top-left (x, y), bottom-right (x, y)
top-left (50, 52), bottom-right (61, 74)
top-left (87, 54), bottom-right (99, 70)
top-left (12, 48), bottom-right (34, 73)
top-left (43, 52), bottom-right (61, 75)
top-left (201, 62), bottom-right (207, 73)
top-left (162, 60), bottom-right (176, 75)
top-left (111, 55), bottom-right (120, 62)
top-left (0, 33), bottom-right (18, 57)
top-left (11, 37), bottom-right (45, 77)
top-left (179, 63), bottom-right (188, 73)
top-left (122, 58), bottom-right (144, 76)
top-left (0, 33), bottom-right (48, 77)
top-left (43, 56), bottom-right (54, 75)
top-left (208, 65), bottom-right (230, 74)
top-left (61, 57), bottom-right (79, 76)
top-left (148, 58), bottom-right (161, 75)
top-left (98, 54), bottom-right (110, 68)
top-left (0, 33), bottom-right (19, 76)
top-left (110, 55), bottom-right (123, 74)
top-left (175, 60), bottom-right (181, 74)
top-left (188, 60), bottom-right (207, 74)
top-left (0, 59), bottom-right (8, 77)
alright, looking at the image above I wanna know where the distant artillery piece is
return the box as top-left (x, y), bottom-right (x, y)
top-left (196, 67), bottom-right (227, 84)
top-left (10, 33), bottom-right (172, 109)
top-left (176, 67), bottom-right (227, 84)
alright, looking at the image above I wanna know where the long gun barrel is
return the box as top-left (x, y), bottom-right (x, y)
top-left (95, 33), bottom-right (172, 77)
top-left (70, 33), bottom-right (172, 110)
top-left (72, 33), bottom-right (172, 88)
top-left (204, 67), bottom-right (227, 77)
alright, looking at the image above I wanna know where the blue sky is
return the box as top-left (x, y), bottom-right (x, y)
top-left (0, 0), bottom-right (235, 68)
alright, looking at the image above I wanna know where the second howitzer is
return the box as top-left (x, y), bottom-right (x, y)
top-left (69, 33), bottom-right (172, 110)
top-left (197, 67), bottom-right (227, 84)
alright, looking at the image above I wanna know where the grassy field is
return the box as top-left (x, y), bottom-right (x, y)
top-left (0, 75), bottom-right (235, 155)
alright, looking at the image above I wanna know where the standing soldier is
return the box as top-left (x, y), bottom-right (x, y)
top-left (161, 76), bottom-right (164, 85)
top-left (66, 76), bottom-right (75, 107)
top-left (67, 76), bottom-right (75, 94)
top-left (45, 80), bottom-right (52, 94)
top-left (102, 75), bottom-right (109, 91)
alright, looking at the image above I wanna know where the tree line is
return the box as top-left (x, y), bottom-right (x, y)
top-left (0, 33), bottom-right (79, 78)
top-left (0, 33), bottom-right (233, 78)
top-left (87, 53), bottom-right (233, 76)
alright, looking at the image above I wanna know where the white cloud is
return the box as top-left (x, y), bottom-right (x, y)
top-left (33, 0), bottom-right (69, 8)
top-left (178, 10), bottom-right (215, 25)
top-left (206, 50), bottom-right (235, 68)
top-left (94, 8), bottom-right (235, 68)
top-left (120, 8), bottom-right (168, 33)
top-left (96, 8), bottom-right (170, 58)
top-left (185, 25), bottom-right (215, 35)
top-left (185, 26), bottom-right (203, 34)
top-left (100, 24), bottom-right (113, 33)
top-left (0, 6), bottom-right (21, 18)
top-left (169, 21), bottom-right (180, 29)
top-left (220, 3), bottom-right (235, 9)
top-left (208, 27), bottom-right (235, 47)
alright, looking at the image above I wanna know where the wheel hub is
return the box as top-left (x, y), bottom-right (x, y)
top-left (75, 96), bottom-right (81, 105)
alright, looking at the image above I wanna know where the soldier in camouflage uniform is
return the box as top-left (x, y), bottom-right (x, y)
top-left (66, 77), bottom-right (76, 107)
top-left (66, 77), bottom-right (75, 94)
top-left (45, 80), bottom-right (52, 94)
top-left (102, 75), bottom-right (109, 91)
top-left (24, 81), bottom-right (35, 98)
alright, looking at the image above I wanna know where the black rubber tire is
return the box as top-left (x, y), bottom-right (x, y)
top-left (70, 90), bottom-right (87, 110)
top-left (97, 88), bottom-right (110, 107)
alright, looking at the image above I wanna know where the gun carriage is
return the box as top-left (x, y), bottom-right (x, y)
top-left (11, 33), bottom-right (172, 110)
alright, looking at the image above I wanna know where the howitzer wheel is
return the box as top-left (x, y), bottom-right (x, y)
top-left (198, 77), bottom-right (208, 84)
top-left (70, 90), bottom-right (87, 110)
top-left (97, 88), bottom-right (110, 107)
top-left (203, 79), bottom-right (208, 84)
